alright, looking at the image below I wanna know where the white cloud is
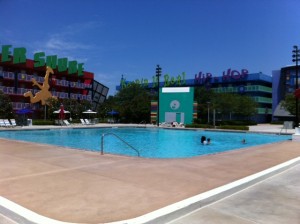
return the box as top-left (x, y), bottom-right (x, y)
top-left (28, 20), bottom-right (103, 60)
top-left (45, 36), bottom-right (91, 51)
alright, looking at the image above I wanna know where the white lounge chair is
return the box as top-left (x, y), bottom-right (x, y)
top-left (80, 119), bottom-right (86, 125)
top-left (159, 122), bottom-right (172, 127)
top-left (3, 119), bottom-right (13, 127)
top-left (84, 119), bottom-right (93, 125)
top-left (63, 120), bottom-right (71, 126)
top-left (10, 119), bottom-right (17, 127)
top-left (0, 119), bottom-right (6, 127)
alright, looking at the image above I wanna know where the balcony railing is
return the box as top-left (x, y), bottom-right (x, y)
top-left (0, 85), bottom-right (91, 101)
top-left (2, 71), bottom-right (92, 89)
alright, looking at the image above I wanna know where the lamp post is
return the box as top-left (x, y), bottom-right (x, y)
top-left (207, 102), bottom-right (210, 124)
top-left (293, 45), bottom-right (300, 127)
top-left (156, 65), bottom-right (162, 126)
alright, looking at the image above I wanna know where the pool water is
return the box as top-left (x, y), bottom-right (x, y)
top-left (0, 128), bottom-right (291, 158)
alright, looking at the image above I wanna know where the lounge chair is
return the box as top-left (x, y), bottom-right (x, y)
top-left (84, 119), bottom-right (93, 125)
top-left (0, 119), bottom-right (6, 127)
top-left (3, 119), bottom-right (13, 127)
top-left (10, 119), bottom-right (17, 127)
top-left (159, 122), bottom-right (172, 127)
top-left (63, 120), bottom-right (71, 126)
top-left (80, 119), bottom-right (86, 125)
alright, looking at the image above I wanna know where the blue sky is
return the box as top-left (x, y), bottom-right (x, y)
top-left (1, 0), bottom-right (300, 95)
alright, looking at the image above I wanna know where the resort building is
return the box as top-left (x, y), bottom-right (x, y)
top-left (151, 87), bottom-right (196, 125)
top-left (272, 65), bottom-right (298, 122)
top-left (0, 44), bottom-right (108, 118)
top-left (118, 69), bottom-right (273, 124)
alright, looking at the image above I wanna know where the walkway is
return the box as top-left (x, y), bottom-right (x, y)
top-left (168, 163), bottom-right (300, 224)
top-left (0, 124), bottom-right (299, 223)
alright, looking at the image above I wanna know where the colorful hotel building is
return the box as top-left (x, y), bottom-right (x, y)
top-left (0, 45), bottom-right (108, 118)
top-left (118, 69), bottom-right (273, 124)
top-left (272, 65), bottom-right (299, 121)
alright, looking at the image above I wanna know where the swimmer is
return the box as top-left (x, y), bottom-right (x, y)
top-left (201, 136), bottom-right (206, 144)
top-left (203, 137), bottom-right (211, 145)
top-left (207, 138), bottom-right (211, 145)
top-left (242, 139), bottom-right (246, 144)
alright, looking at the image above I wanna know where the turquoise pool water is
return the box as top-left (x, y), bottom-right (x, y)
top-left (0, 128), bottom-right (291, 158)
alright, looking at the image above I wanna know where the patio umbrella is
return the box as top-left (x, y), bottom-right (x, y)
top-left (53, 103), bottom-right (70, 118)
top-left (16, 108), bottom-right (33, 114)
top-left (107, 110), bottom-right (119, 122)
top-left (16, 108), bottom-right (33, 126)
top-left (82, 109), bottom-right (97, 119)
top-left (59, 104), bottom-right (65, 120)
top-left (82, 109), bottom-right (97, 114)
top-left (107, 110), bottom-right (119, 116)
top-left (53, 109), bottom-right (70, 114)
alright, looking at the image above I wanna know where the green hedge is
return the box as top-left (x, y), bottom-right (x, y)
top-left (218, 125), bottom-right (249, 131)
top-left (186, 124), bottom-right (214, 129)
top-left (32, 120), bottom-right (54, 125)
top-left (270, 121), bottom-right (284, 125)
top-left (186, 124), bottom-right (249, 131)
top-left (216, 120), bottom-right (256, 126)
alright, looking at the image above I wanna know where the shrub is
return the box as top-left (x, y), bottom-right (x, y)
top-left (270, 120), bottom-right (284, 125)
top-left (186, 123), bottom-right (249, 131)
top-left (32, 120), bottom-right (54, 125)
top-left (216, 120), bottom-right (256, 126)
top-left (218, 125), bottom-right (249, 131)
top-left (186, 124), bottom-right (214, 129)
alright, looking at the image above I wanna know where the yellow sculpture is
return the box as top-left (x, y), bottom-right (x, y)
top-left (24, 66), bottom-right (54, 105)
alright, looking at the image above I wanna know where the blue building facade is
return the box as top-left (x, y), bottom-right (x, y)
top-left (272, 65), bottom-right (298, 121)
top-left (118, 69), bottom-right (273, 123)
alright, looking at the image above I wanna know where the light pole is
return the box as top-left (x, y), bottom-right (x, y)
top-left (207, 102), bottom-right (210, 124)
top-left (156, 65), bottom-right (161, 126)
top-left (293, 45), bottom-right (300, 127)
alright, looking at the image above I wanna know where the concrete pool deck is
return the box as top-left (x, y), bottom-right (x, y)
top-left (0, 124), bottom-right (299, 223)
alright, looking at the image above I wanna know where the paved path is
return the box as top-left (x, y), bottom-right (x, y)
top-left (0, 124), bottom-right (299, 224)
top-left (248, 124), bottom-right (295, 134)
top-left (168, 164), bottom-right (300, 224)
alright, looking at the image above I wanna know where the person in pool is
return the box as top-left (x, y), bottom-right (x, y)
top-left (206, 138), bottom-right (211, 145)
top-left (202, 137), bottom-right (211, 145)
top-left (201, 136), bottom-right (206, 144)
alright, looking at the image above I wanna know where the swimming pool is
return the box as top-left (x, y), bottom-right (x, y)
top-left (0, 127), bottom-right (291, 158)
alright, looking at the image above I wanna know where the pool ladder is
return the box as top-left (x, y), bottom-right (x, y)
top-left (101, 133), bottom-right (140, 157)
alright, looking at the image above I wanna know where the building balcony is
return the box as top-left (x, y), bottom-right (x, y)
top-left (2, 71), bottom-right (92, 89)
top-left (0, 86), bottom-right (92, 101)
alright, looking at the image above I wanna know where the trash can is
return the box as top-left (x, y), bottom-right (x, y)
top-left (27, 119), bottom-right (32, 126)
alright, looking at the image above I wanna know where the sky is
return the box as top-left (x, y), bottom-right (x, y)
top-left (1, 0), bottom-right (300, 95)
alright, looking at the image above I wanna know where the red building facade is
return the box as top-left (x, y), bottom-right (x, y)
top-left (0, 45), bottom-right (108, 117)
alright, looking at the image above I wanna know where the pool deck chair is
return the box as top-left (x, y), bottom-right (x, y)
top-left (63, 120), bottom-right (71, 126)
top-left (10, 119), bottom-right (17, 127)
top-left (80, 119), bottom-right (86, 125)
top-left (280, 121), bottom-right (294, 134)
top-left (84, 119), bottom-right (93, 125)
top-left (0, 119), bottom-right (6, 127)
top-left (3, 119), bottom-right (13, 127)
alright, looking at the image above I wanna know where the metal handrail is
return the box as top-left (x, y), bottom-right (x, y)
top-left (101, 133), bottom-right (140, 157)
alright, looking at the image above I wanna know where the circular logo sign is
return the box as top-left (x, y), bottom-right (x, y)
top-left (170, 100), bottom-right (180, 110)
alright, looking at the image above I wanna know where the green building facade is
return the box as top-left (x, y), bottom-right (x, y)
top-left (158, 87), bottom-right (195, 124)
